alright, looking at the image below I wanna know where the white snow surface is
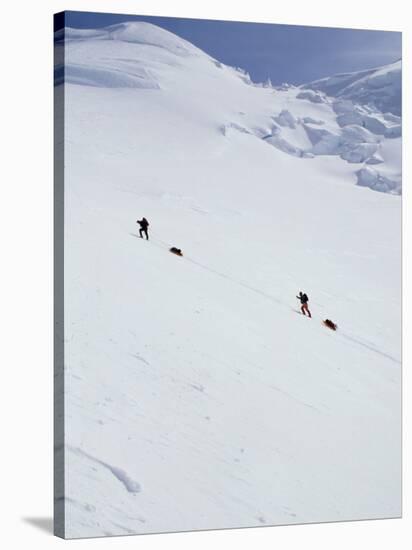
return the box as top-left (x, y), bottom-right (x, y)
top-left (302, 60), bottom-right (402, 116)
top-left (56, 22), bottom-right (401, 538)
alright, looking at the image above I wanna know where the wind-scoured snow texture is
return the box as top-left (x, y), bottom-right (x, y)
top-left (58, 22), bottom-right (401, 538)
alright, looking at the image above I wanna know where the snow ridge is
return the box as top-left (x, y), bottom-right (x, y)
top-left (302, 60), bottom-right (401, 116)
top-left (55, 22), bottom-right (212, 90)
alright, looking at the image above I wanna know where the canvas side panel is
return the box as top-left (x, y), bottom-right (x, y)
top-left (53, 11), bottom-right (66, 540)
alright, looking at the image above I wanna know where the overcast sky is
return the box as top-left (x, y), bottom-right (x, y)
top-left (59, 11), bottom-right (401, 85)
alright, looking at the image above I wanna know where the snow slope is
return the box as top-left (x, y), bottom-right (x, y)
top-left (302, 60), bottom-right (402, 116)
top-left (54, 23), bottom-right (402, 195)
top-left (55, 22), bottom-right (401, 538)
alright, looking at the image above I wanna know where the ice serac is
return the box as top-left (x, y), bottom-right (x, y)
top-left (301, 60), bottom-right (401, 116)
top-left (55, 22), bottom-right (402, 195)
top-left (59, 22), bottom-right (401, 538)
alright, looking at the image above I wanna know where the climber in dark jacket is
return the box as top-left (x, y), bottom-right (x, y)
top-left (296, 291), bottom-right (312, 318)
top-left (137, 217), bottom-right (149, 240)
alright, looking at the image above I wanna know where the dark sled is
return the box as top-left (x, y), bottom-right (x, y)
top-left (323, 319), bottom-right (338, 331)
top-left (170, 247), bottom-right (183, 257)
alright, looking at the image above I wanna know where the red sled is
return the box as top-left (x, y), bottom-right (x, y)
top-left (323, 319), bottom-right (338, 331)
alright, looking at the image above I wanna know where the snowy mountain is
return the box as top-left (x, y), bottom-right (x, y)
top-left (301, 60), bottom-right (402, 116)
top-left (55, 23), bottom-right (402, 196)
top-left (55, 22), bottom-right (401, 538)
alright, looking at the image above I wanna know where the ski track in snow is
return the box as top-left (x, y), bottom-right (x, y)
top-left (130, 352), bottom-right (150, 366)
top-left (68, 446), bottom-right (142, 494)
top-left (144, 234), bottom-right (292, 308)
top-left (338, 332), bottom-right (400, 365)
top-left (136, 234), bottom-right (399, 367)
